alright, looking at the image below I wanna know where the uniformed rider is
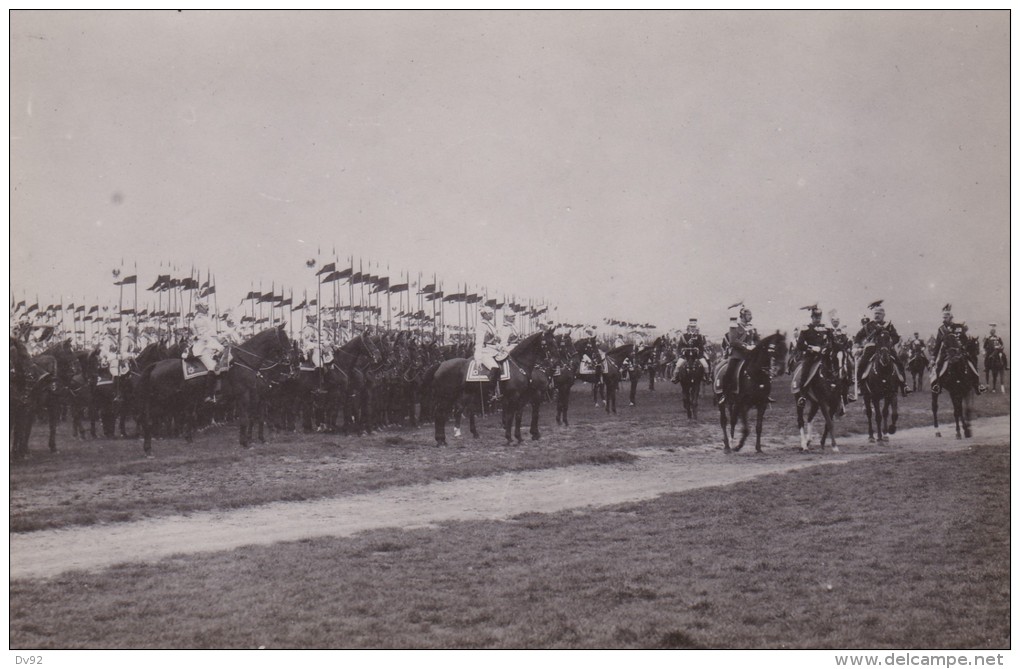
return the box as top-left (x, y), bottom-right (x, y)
top-left (793, 305), bottom-right (834, 407)
top-left (930, 304), bottom-right (983, 395)
top-left (983, 324), bottom-right (1005, 377)
top-left (853, 300), bottom-right (909, 397)
top-left (718, 303), bottom-right (761, 405)
top-left (475, 306), bottom-right (507, 398)
top-left (672, 318), bottom-right (710, 381)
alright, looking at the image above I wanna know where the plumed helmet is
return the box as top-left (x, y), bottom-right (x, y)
top-left (480, 306), bottom-right (494, 318)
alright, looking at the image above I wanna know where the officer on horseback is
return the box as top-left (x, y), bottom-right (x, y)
top-left (906, 332), bottom-right (929, 367)
top-left (186, 302), bottom-right (224, 402)
top-left (793, 305), bottom-right (834, 408)
top-left (718, 302), bottom-right (762, 405)
top-left (503, 312), bottom-right (521, 347)
top-left (830, 311), bottom-right (855, 404)
top-left (672, 318), bottom-right (710, 381)
top-left (854, 300), bottom-right (909, 397)
top-left (983, 324), bottom-right (1006, 384)
top-left (475, 306), bottom-right (506, 399)
top-left (931, 304), bottom-right (984, 395)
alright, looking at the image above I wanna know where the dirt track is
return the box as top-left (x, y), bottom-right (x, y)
top-left (9, 416), bottom-right (1010, 580)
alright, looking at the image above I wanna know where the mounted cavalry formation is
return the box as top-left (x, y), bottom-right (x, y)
top-left (9, 281), bottom-right (1005, 459)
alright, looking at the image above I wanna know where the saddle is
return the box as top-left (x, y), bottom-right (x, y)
top-left (465, 359), bottom-right (510, 382)
top-left (790, 358), bottom-right (823, 394)
top-left (95, 368), bottom-right (115, 387)
top-left (713, 360), bottom-right (745, 395)
top-left (182, 349), bottom-right (231, 380)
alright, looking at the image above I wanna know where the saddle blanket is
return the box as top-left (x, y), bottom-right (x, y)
top-left (95, 373), bottom-right (115, 387)
top-left (713, 360), bottom-right (747, 395)
top-left (579, 355), bottom-right (603, 376)
top-left (465, 359), bottom-right (510, 382)
top-left (182, 351), bottom-right (230, 381)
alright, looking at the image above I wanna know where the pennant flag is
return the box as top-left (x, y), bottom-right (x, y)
top-left (350, 272), bottom-right (363, 284)
top-left (443, 293), bottom-right (465, 303)
top-left (116, 275), bottom-right (137, 286)
top-left (75, 305), bottom-right (85, 313)
top-left (419, 283), bottom-right (436, 295)
top-left (321, 271), bottom-right (342, 284)
top-left (373, 277), bottom-right (390, 292)
top-left (485, 298), bottom-right (497, 308)
top-left (388, 283), bottom-right (409, 293)
top-left (258, 292), bottom-right (276, 303)
top-left (426, 291), bottom-right (444, 301)
top-left (309, 299), bottom-right (318, 307)
top-left (26, 303), bottom-right (38, 313)
top-left (200, 285), bottom-right (216, 298)
top-left (279, 297), bottom-right (292, 307)
top-left (292, 300), bottom-right (306, 311)
top-left (15, 300), bottom-right (26, 311)
top-left (121, 308), bottom-right (135, 315)
top-left (315, 262), bottom-right (336, 276)
top-left (147, 275), bottom-right (170, 291)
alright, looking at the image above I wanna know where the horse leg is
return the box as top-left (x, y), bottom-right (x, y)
top-left (962, 392), bottom-right (973, 438)
top-left (753, 405), bottom-right (766, 453)
top-left (797, 402), bottom-right (808, 451)
top-left (469, 404), bottom-right (479, 439)
top-left (888, 393), bottom-right (898, 435)
top-left (514, 402), bottom-right (524, 443)
top-left (719, 405), bottom-right (731, 453)
top-left (530, 397), bottom-right (541, 440)
top-left (864, 394), bottom-right (876, 442)
top-left (47, 399), bottom-right (59, 453)
top-left (629, 378), bottom-right (637, 406)
top-left (734, 407), bottom-right (750, 452)
top-left (433, 400), bottom-right (447, 446)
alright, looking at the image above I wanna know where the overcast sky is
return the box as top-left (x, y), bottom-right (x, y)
top-left (9, 10), bottom-right (1010, 338)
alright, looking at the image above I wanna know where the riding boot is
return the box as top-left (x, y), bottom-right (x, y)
top-left (206, 373), bottom-right (218, 404)
top-left (489, 368), bottom-right (501, 401)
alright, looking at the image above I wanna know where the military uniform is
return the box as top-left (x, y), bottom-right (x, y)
top-left (853, 302), bottom-right (908, 395)
top-left (931, 314), bottom-right (981, 393)
top-left (906, 336), bottom-right (928, 365)
top-left (673, 322), bottom-right (710, 380)
top-left (793, 310), bottom-right (834, 406)
top-left (718, 308), bottom-right (760, 402)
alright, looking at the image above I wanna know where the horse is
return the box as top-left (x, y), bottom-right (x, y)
top-left (793, 347), bottom-right (843, 452)
top-left (626, 345), bottom-right (658, 406)
top-left (985, 343), bottom-right (1008, 393)
top-left (323, 333), bottom-right (382, 435)
top-left (933, 338), bottom-right (979, 439)
top-left (428, 329), bottom-right (552, 445)
top-left (10, 337), bottom-right (53, 460)
top-left (70, 348), bottom-right (100, 439)
top-left (671, 349), bottom-right (708, 420)
top-left (137, 325), bottom-right (291, 454)
top-left (551, 334), bottom-right (580, 426)
top-left (30, 340), bottom-right (82, 453)
top-left (600, 344), bottom-right (633, 414)
top-left (859, 330), bottom-right (899, 442)
top-left (715, 332), bottom-right (787, 453)
top-left (574, 338), bottom-right (606, 407)
top-left (907, 350), bottom-right (929, 393)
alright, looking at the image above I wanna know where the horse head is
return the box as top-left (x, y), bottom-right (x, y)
top-left (748, 332), bottom-right (787, 379)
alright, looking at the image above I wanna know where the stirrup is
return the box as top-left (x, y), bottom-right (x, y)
top-left (796, 396), bottom-right (806, 407)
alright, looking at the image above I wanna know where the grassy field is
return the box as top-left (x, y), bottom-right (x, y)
top-left (10, 383), bottom-right (1011, 533)
top-left (9, 444), bottom-right (1009, 649)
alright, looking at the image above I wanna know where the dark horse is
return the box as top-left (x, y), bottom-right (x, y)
top-left (716, 332), bottom-right (786, 453)
top-left (428, 329), bottom-right (552, 445)
top-left (31, 340), bottom-right (82, 454)
top-left (671, 348), bottom-right (709, 420)
top-left (10, 337), bottom-right (53, 460)
top-left (599, 344), bottom-right (633, 414)
top-left (793, 347), bottom-right (843, 452)
top-left (860, 330), bottom-right (899, 443)
top-left (933, 337), bottom-right (978, 440)
top-left (551, 334), bottom-right (580, 426)
top-left (626, 345), bottom-right (658, 406)
top-left (985, 341), bottom-right (1008, 393)
top-left (574, 338), bottom-right (606, 407)
top-left (138, 325), bottom-right (291, 454)
top-left (907, 349), bottom-right (929, 393)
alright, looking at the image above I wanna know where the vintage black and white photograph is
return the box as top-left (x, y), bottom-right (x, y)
top-left (9, 10), bottom-right (1010, 657)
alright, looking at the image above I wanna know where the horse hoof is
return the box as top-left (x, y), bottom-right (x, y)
top-left (453, 428), bottom-right (462, 438)
top-left (831, 446), bottom-right (839, 453)
top-left (868, 437), bottom-right (875, 443)
top-left (935, 431), bottom-right (942, 438)
top-left (956, 434), bottom-right (962, 440)
top-left (531, 434), bottom-right (540, 441)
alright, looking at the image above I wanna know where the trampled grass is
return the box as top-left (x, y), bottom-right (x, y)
top-left (10, 384), bottom-right (1010, 532)
top-left (10, 445), bottom-right (1009, 649)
